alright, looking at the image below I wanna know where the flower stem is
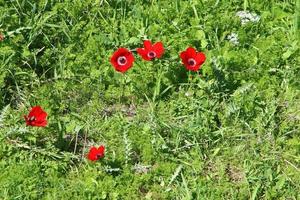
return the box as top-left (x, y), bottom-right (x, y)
top-left (121, 74), bottom-right (126, 103)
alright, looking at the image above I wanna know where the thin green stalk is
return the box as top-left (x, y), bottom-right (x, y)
top-left (296, 0), bottom-right (300, 40)
top-left (120, 74), bottom-right (126, 103)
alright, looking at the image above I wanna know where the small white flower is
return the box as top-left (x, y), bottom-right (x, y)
top-left (236, 11), bottom-right (260, 25)
top-left (227, 33), bottom-right (239, 45)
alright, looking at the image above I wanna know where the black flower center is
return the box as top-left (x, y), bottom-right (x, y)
top-left (147, 51), bottom-right (156, 58)
top-left (96, 153), bottom-right (103, 159)
top-left (117, 56), bottom-right (127, 66)
top-left (188, 58), bottom-right (196, 67)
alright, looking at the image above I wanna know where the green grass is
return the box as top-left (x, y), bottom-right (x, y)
top-left (0, 0), bottom-right (300, 199)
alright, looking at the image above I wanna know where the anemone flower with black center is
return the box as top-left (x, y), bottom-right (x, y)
top-left (87, 145), bottom-right (105, 161)
top-left (180, 47), bottom-right (206, 71)
top-left (137, 40), bottom-right (164, 61)
top-left (110, 48), bottom-right (135, 73)
top-left (24, 106), bottom-right (48, 127)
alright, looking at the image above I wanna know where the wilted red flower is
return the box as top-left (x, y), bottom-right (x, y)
top-left (0, 33), bottom-right (4, 42)
top-left (87, 145), bottom-right (105, 161)
top-left (24, 106), bottom-right (48, 127)
top-left (110, 48), bottom-right (134, 73)
top-left (137, 40), bottom-right (164, 61)
top-left (180, 47), bottom-right (206, 71)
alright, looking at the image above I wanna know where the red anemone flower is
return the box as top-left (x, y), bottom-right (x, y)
top-left (110, 48), bottom-right (134, 73)
top-left (24, 106), bottom-right (48, 127)
top-left (87, 145), bottom-right (105, 161)
top-left (137, 40), bottom-right (164, 61)
top-left (180, 47), bottom-right (206, 71)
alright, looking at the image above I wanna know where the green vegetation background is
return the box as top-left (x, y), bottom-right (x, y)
top-left (0, 0), bottom-right (299, 199)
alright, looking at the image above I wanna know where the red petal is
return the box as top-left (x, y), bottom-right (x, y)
top-left (28, 106), bottom-right (41, 117)
top-left (186, 47), bottom-right (197, 58)
top-left (120, 57), bottom-right (134, 72)
top-left (40, 112), bottom-right (48, 120)
top-left (97, 145), bottom-right (105, 158)
top-left (98, 145), bottom-right (105, 153)
top-left (196, 52), bottom-right (206, 65)
top-left (126, 52), bottom-right (135, 64)
top-left (143, 40), bottom-right (152, 49)
top-left (137, 48), bottom-right (151, 61)
top-left (90, 147), bottom-right (98, 153)
top-left (35, 119), bottom-right (48, 127)
top-left (115, 48), bottom-right (130, 57)
top-left (31, 106), bottom-right (47, 117)
top-left (180, 51), bottom-right (186, 60)
top-left (153, 42), bottom-right (164, 58)
top-left (87, 147), bottom-right (98, 161)
top-left (186, 64), bottom-right (201, 71)
top-left (180, 51), bottom-right (189, 67)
